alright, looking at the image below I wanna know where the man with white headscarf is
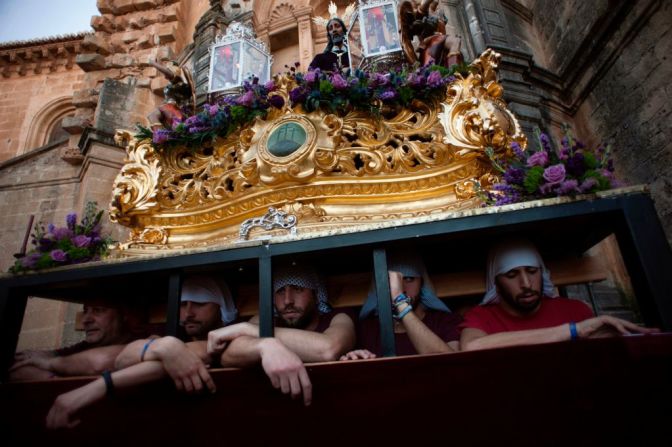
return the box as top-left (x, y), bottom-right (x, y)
top-left (341, 251), bottom-right (461, 360)
top-left (460, 239), bottom-right (658, 351)
top-left (206, 262), bottom-right (356, 407)
top-left (46, 275), bottom-right (238, 429)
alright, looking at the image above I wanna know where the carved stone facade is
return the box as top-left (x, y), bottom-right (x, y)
top-left (0, 0), bottom-right (670, 349)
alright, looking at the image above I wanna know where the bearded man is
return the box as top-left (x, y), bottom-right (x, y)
top-left (460, 239), bottom-right (657, 351)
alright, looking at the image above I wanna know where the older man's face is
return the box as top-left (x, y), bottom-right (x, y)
top-left (274, 285), bottom-right (317, 329)
top-left (82, 305), bottom-right (125, 346)
top-left (496, 266), bottom-right (542, 314)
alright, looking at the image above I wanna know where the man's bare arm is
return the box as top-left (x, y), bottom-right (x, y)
top-left (461, 315), bottom-right (659, 351)
top-left (213, 314), bottom-right (356, 363)
top-left (10, 345), bottom-right (126, 378)
top-left (399, 310), bottom-right (457, 354)
top-left (46, 360), bottom-right (167, 429)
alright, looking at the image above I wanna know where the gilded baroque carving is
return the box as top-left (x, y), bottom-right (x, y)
top-left (110, 49), bottom-right (526, 251)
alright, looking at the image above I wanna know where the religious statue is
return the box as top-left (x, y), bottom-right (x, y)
top-left (400, 0), bottom-right (464, 67)
top-left (310, 2), bottom-right (356, 72)
top-left (147, 60), bottom-right (195, 131)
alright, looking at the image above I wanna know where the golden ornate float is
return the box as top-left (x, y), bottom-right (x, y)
top-left (110, 49), bottom-right (525, 252)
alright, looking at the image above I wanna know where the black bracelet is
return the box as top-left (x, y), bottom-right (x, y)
top-left (102, 369), bottom-right (114, 397)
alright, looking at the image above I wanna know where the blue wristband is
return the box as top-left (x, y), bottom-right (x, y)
top-left (140, 338), bottom-right (157, 361)
top-left (395, 304), bottom-right (413, 321)
top-left (393, 293), bottom-right (410, 306)
top-left (569, 322), bottom-right (578, 340)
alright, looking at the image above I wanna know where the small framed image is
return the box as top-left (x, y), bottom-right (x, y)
top-left (359, 1), bottom-right (401, 57)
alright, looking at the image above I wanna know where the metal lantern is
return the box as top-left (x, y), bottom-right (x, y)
top-left (208, 22), bottom-right (272, 95)
top-left (347, 0), bottom-right (403, 72)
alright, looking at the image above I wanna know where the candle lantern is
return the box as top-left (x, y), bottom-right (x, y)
top-left (208, 22), bottom-right (272, 95)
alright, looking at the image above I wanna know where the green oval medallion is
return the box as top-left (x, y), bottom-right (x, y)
top-left (267, 122), bottom-right (307, 157)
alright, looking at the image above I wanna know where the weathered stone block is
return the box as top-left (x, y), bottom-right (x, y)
top-left (72, 88), bottom-right (99, 108)
top-left (113, 0), bottom-right (136, 14)
top-left (132, 0), bottom-right (159, 10)
top-left (153, 23), bottom-right (177, 44)
top-left (121, 31), bottom-right (139, 44)
top-left (109, 53), bottom-right (136, 68)
top-left (76, 53), bottom-right (106, 71)
top-left (91, 15), bottom-right (115, 33)
top-left (150, 76), bottom-right (168, 95)
top-left (94, 78), bottom-right (140, 133)
top-left (61, 116), bottom-right (91, 134)
top-left (96, 0), bottom-right (113, 14)
top-left (82, 34), bottom-right (111, 56)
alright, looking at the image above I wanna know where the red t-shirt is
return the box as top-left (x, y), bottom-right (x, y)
top-left (460, 296), bottom-right (594, 335)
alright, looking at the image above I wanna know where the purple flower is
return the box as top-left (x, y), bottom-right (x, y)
top-left (503, 167), bottom-right (525, 185)
top-left (48, 223), bottom-right (55, 233)
top-left (289, 87), bottom-right (307, 104)
top-left (579, 177), bottom-right (598, 193)
top-left (331, 73), bottom-right (348, 89)
top-left (72, 235), bottom-right (92, 248)
top-left (52, 227), bottom-right (73, 241)
top-left (50, 249), bottom-right (67, 262)
top-left (236, 90), bottom-right (255, 107)
top-left (152, 129), bottom-right (172, 145)
top-left (20, 253), bottom-right (41, 268)
top-left (268, 95), bottom-right (285, 109)
top-left (556, 179), bottom-right (579, 195)
top-left (264, 80), bottom-right (276, 91)
top-left (527, 151), bottom-right (549, 167)
top-left (511, 141), bottom-right (525, 159)
top-left (207, 105), bottom-right (219, 117)
top-left (379, 90), bottom-right (397, 101)
top-left (543, 164), bottom-right (566, 185)
top-left (370, 73), bottom-right (390, 87)
top-left (66, 213), bottom-right (77, 230)
top-left (427, 71), bottom-right (443, 88)
top-left (540, 133), bottom-right (553, 153)
top-left (566, 153), bottom-right (585, 177)
top-left (406, 73), bottom-right (424, 87)
top-left (304, 69), bottom-right (319, 83)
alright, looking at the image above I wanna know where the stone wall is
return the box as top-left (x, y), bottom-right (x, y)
top-left (0, 36), bottom-right (86, 162)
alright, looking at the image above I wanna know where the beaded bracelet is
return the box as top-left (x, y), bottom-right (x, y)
top-left (393, 293), bottom-right (411, 306)
top-left (569, 321), bottom-right (578, 340)
top-left (394, 304), bottom-right (413, 321)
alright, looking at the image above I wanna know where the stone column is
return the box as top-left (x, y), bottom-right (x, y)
top-left (295, 7), bottom-right (315, 71)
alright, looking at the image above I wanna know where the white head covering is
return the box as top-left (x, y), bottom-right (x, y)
top-left (273, 264), bottom-right (332, 314)
top-left (482, 239), bottom-right (555, 305)
top-left (181, 275), bottom-right (238, 324)
top-left (359, 251), bottom-right (450, 319)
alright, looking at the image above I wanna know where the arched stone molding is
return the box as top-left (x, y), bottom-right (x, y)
top-left (23, 96), bottom-right (75, 154)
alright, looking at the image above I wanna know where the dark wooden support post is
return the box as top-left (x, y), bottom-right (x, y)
top-left (616, 194), bottom-right (672, 330)
top-left (259, 251), bottom-right (274, 337)
top-left (373, 248), bottom-right (396, 357)
top-left (166, 272), bottom-right (182, 336)
top-left (0, 287), bottom-right (27, 381)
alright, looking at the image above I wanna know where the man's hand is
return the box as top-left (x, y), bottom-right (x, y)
top-left (155, 337), bottom-right (215, 394)
top-left (46, 389), bottom-right (84, 429)
top-left (11, 350), bottom-right (56, 372)
top-left (207, 322), bottom-right (258, 355)
top-left (340, 349), bottom-right (377, 361)
top-left (577, 316), bottom-right (659, 339)
top-left (258, 338), bottom-right (312, 406)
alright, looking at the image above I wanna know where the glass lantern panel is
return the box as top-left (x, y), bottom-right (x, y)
top-left (211, 41), bottom-right (242, 91)
top-left (242, 42), bottom-right (270, 84)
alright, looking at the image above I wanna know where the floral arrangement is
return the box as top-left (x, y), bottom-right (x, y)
top-left (9, 202), bottom-right (114, 274)
top-left (137, 62), bottom-right (465, 150)
top-left (483, 127), bottom-right (621, 206)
